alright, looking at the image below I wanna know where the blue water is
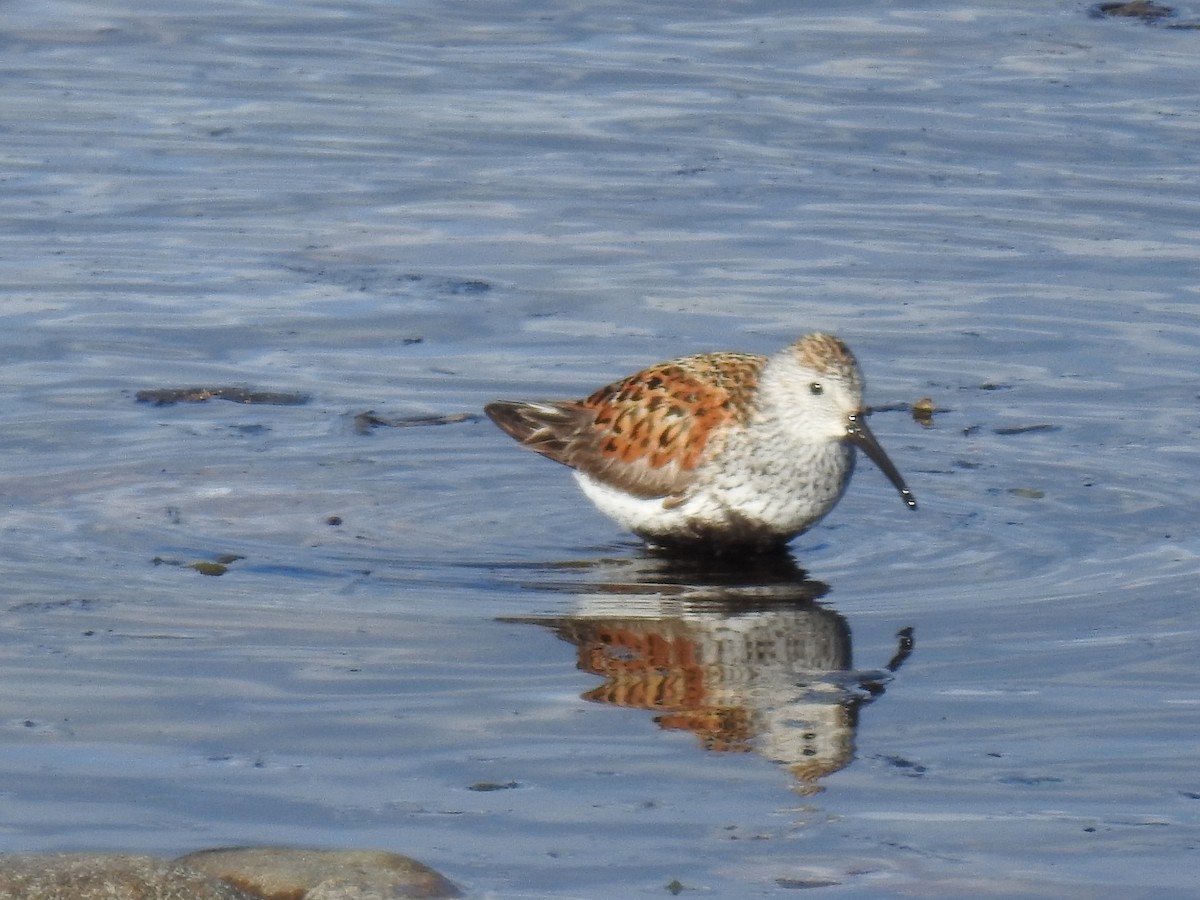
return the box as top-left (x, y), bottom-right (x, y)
top-left (2, 0), bottom-right (1199, 896)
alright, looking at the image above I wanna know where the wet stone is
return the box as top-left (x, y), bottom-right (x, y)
top-left (353, 410), bottom-right (479, 434)
top-left (135, 386), bottom-right (311, 406)
top-left (911, 396), bottom-right (936, 427)
top-left (993, 423), bottom-right (1059, 436)
top-left (175, 847), bottom-right (461, 900)
top-left (1090, 1), bottom-right (1173, 18)
top-left (0, 854), bottom-right (256, 900)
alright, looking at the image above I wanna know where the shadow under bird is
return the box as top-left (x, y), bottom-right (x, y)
top-left (486, 333), bottom-right (916, 555)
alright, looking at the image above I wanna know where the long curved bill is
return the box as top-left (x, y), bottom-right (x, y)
top-left (846, 413), bottom-right (917, 510)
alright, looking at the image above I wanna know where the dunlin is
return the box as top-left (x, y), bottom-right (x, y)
top-left (486, 333), bottom-right (916, 554)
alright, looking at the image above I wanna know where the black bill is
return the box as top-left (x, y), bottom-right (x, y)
top-left (846, 413), bottom-right (918, 510)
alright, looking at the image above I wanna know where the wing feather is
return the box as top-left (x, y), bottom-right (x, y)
top-left (486, 351), bottom-right (766, 499)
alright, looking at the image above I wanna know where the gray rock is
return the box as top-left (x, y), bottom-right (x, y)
top-left (0, 853), bottom-right (257, 900)
top-left (175, 847), bottom-right (460, 899)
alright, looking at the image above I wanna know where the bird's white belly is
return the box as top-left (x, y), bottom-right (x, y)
top-left (573, 441), bottom-right (854, 546)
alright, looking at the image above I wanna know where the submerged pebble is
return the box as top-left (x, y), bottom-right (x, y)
top-left (136, 387), bottom-right (311, 406)
top-left (353, 410), bottom-right (479, 434)
top-left (1090, 1), bottom-right (1173, 18)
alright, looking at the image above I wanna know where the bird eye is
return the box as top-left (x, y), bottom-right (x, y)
top-left (809, 382), bottom-right (823, 396)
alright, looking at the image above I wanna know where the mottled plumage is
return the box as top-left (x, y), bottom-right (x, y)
top-left (486, 333), bottom-right (915, 554)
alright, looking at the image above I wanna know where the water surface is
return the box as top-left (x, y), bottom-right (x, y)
top-left (2, 1), bottom-right (1200, 896)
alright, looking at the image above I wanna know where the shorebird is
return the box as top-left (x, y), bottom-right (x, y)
top-left (486, 333), bottom-right (916, 554)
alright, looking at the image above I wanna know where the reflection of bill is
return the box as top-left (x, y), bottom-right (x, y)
top-left (505, 555), bottom-right (912, 795)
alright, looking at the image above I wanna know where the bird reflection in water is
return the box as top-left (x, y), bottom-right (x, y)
top-left (504, 553), bottom-right (913, 795)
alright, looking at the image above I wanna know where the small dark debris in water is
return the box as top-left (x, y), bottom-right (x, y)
top-left (775, 876), bottom-right (842, 890)
top-left (188, 562), bottom-right (229, 576)
top-left (444, 278), bottom-right (491, 295)
top-left (354, 412), bottom-right (390, 433)
top-left (153, 554), bottom-right (244, 576)
top-left (999, 774), bottom-right (1064, 786)
top-left (1009, 487), bottom-right (1045, 499)
top-left (1091, 1), bottom-right (1173, 19)
top-left (9, 597), bottom-right (98, 613)
top-left (136, 386), bottom-right (310, 406)
top-left (467, 781), bottom-right (519, 792)
top-left (879, 754), bottom-right (927, 775)
top-left (165, 506), bottom-right (182, 524)
top-left (911, 396), bottom-right (936, 427)
top-left (1092, 1), bottom-right (1200, 25)
top-left (354, 410), bottom-right (480, 434)
top-left (962, 424), bottom-right (982, 437)
top-left (400, 273), bottom-right (493, 294)
top-left (994, 424), bottom-right (1059, 436)
top-left (1180, 790), bottom-right (1200, 799)
top-left (977, 382), bottom-right (1012, 391)
top-left (290, 265), bottom-right (495, 299)
top-left (326, 515), bottom-right (343, 526)
top-left (665, 878), bottom-right (686, 895)
top-left (402, 336), bottom-right (424, 345)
